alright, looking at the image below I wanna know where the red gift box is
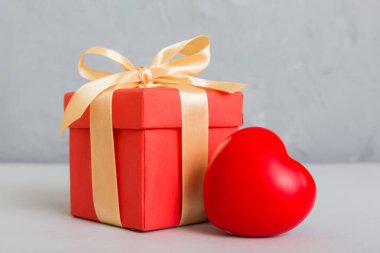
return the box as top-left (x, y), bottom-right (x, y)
top-left (65, 87), bottom-right (243, 231)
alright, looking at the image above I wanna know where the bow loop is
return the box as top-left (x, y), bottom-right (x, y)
top-left (150, 36), bottom-right (210, 76)
top-left (78, 47), bottom-right (135, 80)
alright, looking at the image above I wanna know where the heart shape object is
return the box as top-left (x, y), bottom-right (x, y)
top-left (204, 127), bottom-right (316, 237)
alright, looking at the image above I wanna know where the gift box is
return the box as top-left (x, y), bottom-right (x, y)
top-left (61, 35), bottom-right (246, 231)
top-left (65, 87), bottom-right (243, 231)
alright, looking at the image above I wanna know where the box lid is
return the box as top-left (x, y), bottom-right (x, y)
top-left (64, 88), bottom-right (243, 129)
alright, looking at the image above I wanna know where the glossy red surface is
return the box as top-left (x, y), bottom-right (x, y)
top-left (204, 127), bottom-right (316, 237)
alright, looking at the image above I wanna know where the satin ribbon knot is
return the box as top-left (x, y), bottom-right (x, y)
top-left (137, 66), bottom-right (153, 87)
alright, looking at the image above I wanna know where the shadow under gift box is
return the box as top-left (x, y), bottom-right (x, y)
top-left (64, 88), bottom-right (243, 231)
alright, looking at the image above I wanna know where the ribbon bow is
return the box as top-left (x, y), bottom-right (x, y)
top-left (61, 35), bottom-right (245, 227)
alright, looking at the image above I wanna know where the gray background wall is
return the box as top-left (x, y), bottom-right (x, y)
top-left (1, 0), bottom-right (379, 163)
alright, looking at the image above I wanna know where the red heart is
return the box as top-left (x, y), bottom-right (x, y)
top-left (204, 127), bottom-right (316, 237)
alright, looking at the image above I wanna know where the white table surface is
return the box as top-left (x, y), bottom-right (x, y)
top-left (1, 163), bottom-right (379, 253)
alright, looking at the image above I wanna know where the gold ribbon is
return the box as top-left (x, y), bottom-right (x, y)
top-left (61, 36), bottom-right (245, 227)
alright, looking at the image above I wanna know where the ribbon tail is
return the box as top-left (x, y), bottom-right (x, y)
top-left (90, 88), bottom-right (122, 227)
top-left (177, 86), bottom-right (209, 225)
top-left (187, 76), bottom-right (246, 93)
top-left (60, 71), bottom-right (140, 133)
top-left (155, 75), bottom-right (246, 94)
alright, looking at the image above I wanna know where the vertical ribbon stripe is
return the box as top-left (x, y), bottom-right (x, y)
top-left (178, 88), bottom-right (209, 225)
top-left (90, 88), bottom-right (122, 226)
